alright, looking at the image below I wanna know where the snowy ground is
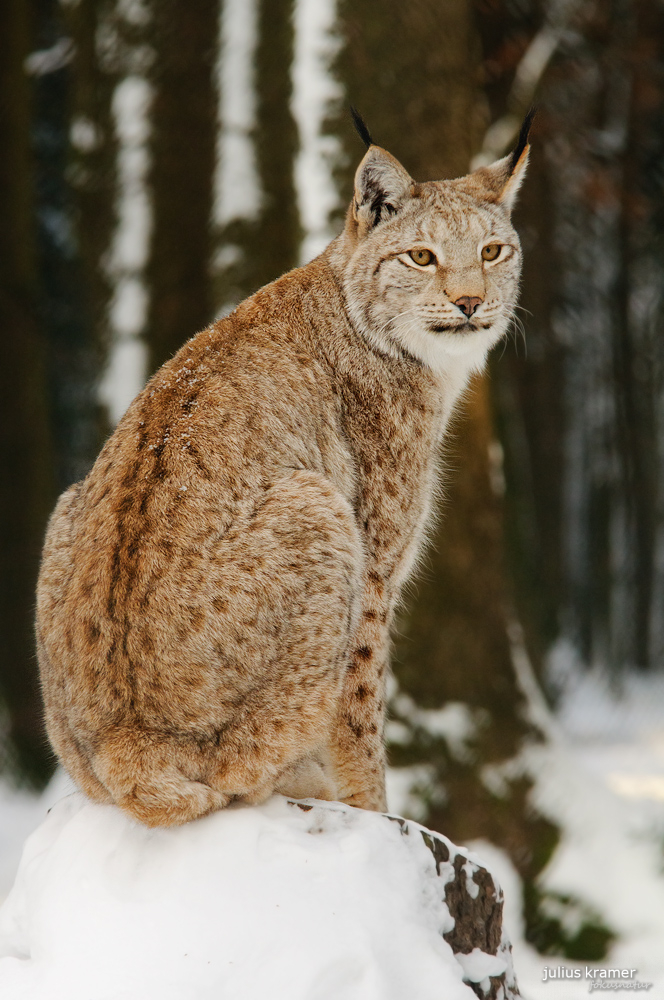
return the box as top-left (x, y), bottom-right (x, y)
top-left (386, 658), bottom-right (664, 1000)
top-left (0, 795), bottom-right (505, 1000)
top-left (1, 664), bottom-right (663, 998)
top-left (0, 769), bottom-right (75, 907)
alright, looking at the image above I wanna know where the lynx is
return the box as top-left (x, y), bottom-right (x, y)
top-left (36, 114), bottom-right (531, 827)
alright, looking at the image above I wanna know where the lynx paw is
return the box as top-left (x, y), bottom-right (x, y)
top-left (274, 757), bottom-right (339, 802)
top-left (339, 787), bottom-right (387, 812)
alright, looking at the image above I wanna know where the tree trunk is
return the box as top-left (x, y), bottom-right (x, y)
top-left (0, 0), bottom-right (57, 784)
top-left (146, 0), bottom-right (219, 374)
top-left (61, 0), bottom-right (121, 449)
top-left (213, 0), bottom-right (300, 311)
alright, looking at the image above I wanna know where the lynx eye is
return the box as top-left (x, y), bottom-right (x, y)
top-left (481, 243), bottom-right (502, 262)
top-left (408, 248), bottom-right (434, 266)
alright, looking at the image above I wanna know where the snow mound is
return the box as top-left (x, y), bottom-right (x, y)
top-left (0, 794), bottom-right (509, 1000)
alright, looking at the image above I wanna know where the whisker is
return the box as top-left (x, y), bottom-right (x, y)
top-left (374, 307), bottom-right (419, 341)
top-left (513, 304), bottom-right (533, 319)
top-left (505, 308), bottom-right (527, 358)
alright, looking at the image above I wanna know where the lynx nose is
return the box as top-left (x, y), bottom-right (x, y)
top-left (453, 295), bottom-right (483, 317)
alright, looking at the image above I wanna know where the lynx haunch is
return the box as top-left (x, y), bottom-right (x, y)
top-left (37, 117), bottom-right (531, 827)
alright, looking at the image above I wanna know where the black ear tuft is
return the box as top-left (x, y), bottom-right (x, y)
top-left (509, 107), bottom-right (536, 173)
top-left (350, 106), bottom-right (374, 150)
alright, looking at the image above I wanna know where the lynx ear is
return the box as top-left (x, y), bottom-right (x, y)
top-left (473, 108), bottom-right (535, 213)
top-left (353, 146), bottom-right (414, 231)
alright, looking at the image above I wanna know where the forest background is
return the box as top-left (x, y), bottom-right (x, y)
top-left (1, 0), bottom-right (664, 989)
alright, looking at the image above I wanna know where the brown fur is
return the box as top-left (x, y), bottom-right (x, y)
top-left (36, 142), bottom-right (528, 826)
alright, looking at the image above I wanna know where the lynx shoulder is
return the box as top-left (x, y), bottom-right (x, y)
top-left (36, 122), bottom-right (531, 827)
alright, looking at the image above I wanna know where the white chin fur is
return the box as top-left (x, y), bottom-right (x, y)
top-left (379, 316), bottom-right (508, 373)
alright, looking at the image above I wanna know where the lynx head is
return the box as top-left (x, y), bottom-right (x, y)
top-left (337, 112), bottom-right (533, 372)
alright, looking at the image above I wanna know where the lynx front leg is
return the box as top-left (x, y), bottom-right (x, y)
top-left (332, 571), bottom-right (392, 812)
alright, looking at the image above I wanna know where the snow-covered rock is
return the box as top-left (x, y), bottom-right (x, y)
top-left (0, 794), bottom-right (518, 1000)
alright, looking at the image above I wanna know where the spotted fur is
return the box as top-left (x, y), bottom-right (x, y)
top-left (36, 140), bottom-right (529, 826)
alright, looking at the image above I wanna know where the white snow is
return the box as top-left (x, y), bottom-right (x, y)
top-left (456, 946), bottom-right (508, 982)
top-left (385, 762), bottom-right (441, 822)
top-left (213, 0), bottom-right (261, 226)
top-left (291, 0), bottom-right (343, 264)
top-left (386, 652), bottom-right (664, 1000)
top-left (2, 648), bottom-right (664, 999)
top-left (98, 73), bottom-right (152, 426)
top-left (513, 739), bottom-right (664, 998)
top-left (3, 654), bottom-right (664, 998)
top-left (0, 795), bottom-right (481, 1000)
top-left (495, 656), bottom-right (664, 1000)
top-left (0, 787), bottom-right (47, 909)
top-left (0, 771), bottom-right (76, 907)
top-left (388, 690), bottom-right (483, 763)
top-left (24, 38), bottom-right (75, 78)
